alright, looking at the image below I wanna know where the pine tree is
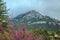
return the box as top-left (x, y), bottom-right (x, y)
top-left (0, 0), bottom-right (8, 29)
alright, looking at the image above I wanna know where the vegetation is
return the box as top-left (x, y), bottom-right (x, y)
top-left (0, 23), bottom-right (60, 40)
top-left (0, 0), bottom-right (60, 40)
top-left (0, 0), bottom-right (8, 30)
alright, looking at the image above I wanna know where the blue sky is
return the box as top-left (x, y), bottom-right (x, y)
top-left (4, 0), bottom-right (60, 20)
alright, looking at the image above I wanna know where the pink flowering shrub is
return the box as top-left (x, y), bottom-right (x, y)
top-left (0, 23), bottom-right (4, 33)
top-left (0, 23), bottom-right (43, 40)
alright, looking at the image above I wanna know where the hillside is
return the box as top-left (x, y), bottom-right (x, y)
top-left (9, 10), bottom-right (60, 31)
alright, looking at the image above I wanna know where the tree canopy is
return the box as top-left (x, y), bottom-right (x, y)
top-left (0, 0), bottom-right (8, 29)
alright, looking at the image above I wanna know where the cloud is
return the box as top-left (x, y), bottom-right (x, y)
top-left (4, 0), bottom-right (60, 20)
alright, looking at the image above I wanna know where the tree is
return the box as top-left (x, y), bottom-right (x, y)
top-left (0, 0), bottom-right (8, 29)
top-left (56, 30), bottom-right (60, 35)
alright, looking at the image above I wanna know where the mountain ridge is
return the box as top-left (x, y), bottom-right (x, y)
top-left (10, 10), bottom-right (60, 31)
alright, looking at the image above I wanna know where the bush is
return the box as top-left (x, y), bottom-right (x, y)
top-left (0, 23), bottom-right (43, 40)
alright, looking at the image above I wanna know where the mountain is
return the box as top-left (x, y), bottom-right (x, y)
top-left (10, 10), bottom-right (60, 31)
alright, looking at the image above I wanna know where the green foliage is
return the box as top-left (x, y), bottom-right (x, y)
top-left (32, 29), bottom-right (41, 37)
top-left (56, 30), bottom-right (60, 35)
top-left (0, 0), bottom-right (8, 29)
top-left (4, 31), bottom-right (11, 40)
top-left (0, 33), bottom-right (2, 38)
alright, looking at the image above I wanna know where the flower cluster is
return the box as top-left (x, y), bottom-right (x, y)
top-left (0, 23), bottom-right (42, 40)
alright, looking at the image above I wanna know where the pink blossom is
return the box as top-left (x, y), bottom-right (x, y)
top-left (15, 28), bottom-right (22, 40)
top-left (0, 23), bottom-right (4, 33)
top-left (25, 33), bottom-right (33, 40)
top-left (22, 22), bottom-right (26, 32)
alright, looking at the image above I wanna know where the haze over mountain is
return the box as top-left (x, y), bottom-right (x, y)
top-left (9, 10), bottom-right (60, 31)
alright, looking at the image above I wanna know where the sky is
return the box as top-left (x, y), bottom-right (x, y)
top-left (4, 0), bottom-right (60, 20)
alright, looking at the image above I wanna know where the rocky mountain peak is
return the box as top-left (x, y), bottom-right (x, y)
top-left (9, 10), bottom-right (60, 31)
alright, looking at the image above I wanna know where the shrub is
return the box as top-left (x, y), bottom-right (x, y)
top-left (0, 23), bottom-right (43, 40)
